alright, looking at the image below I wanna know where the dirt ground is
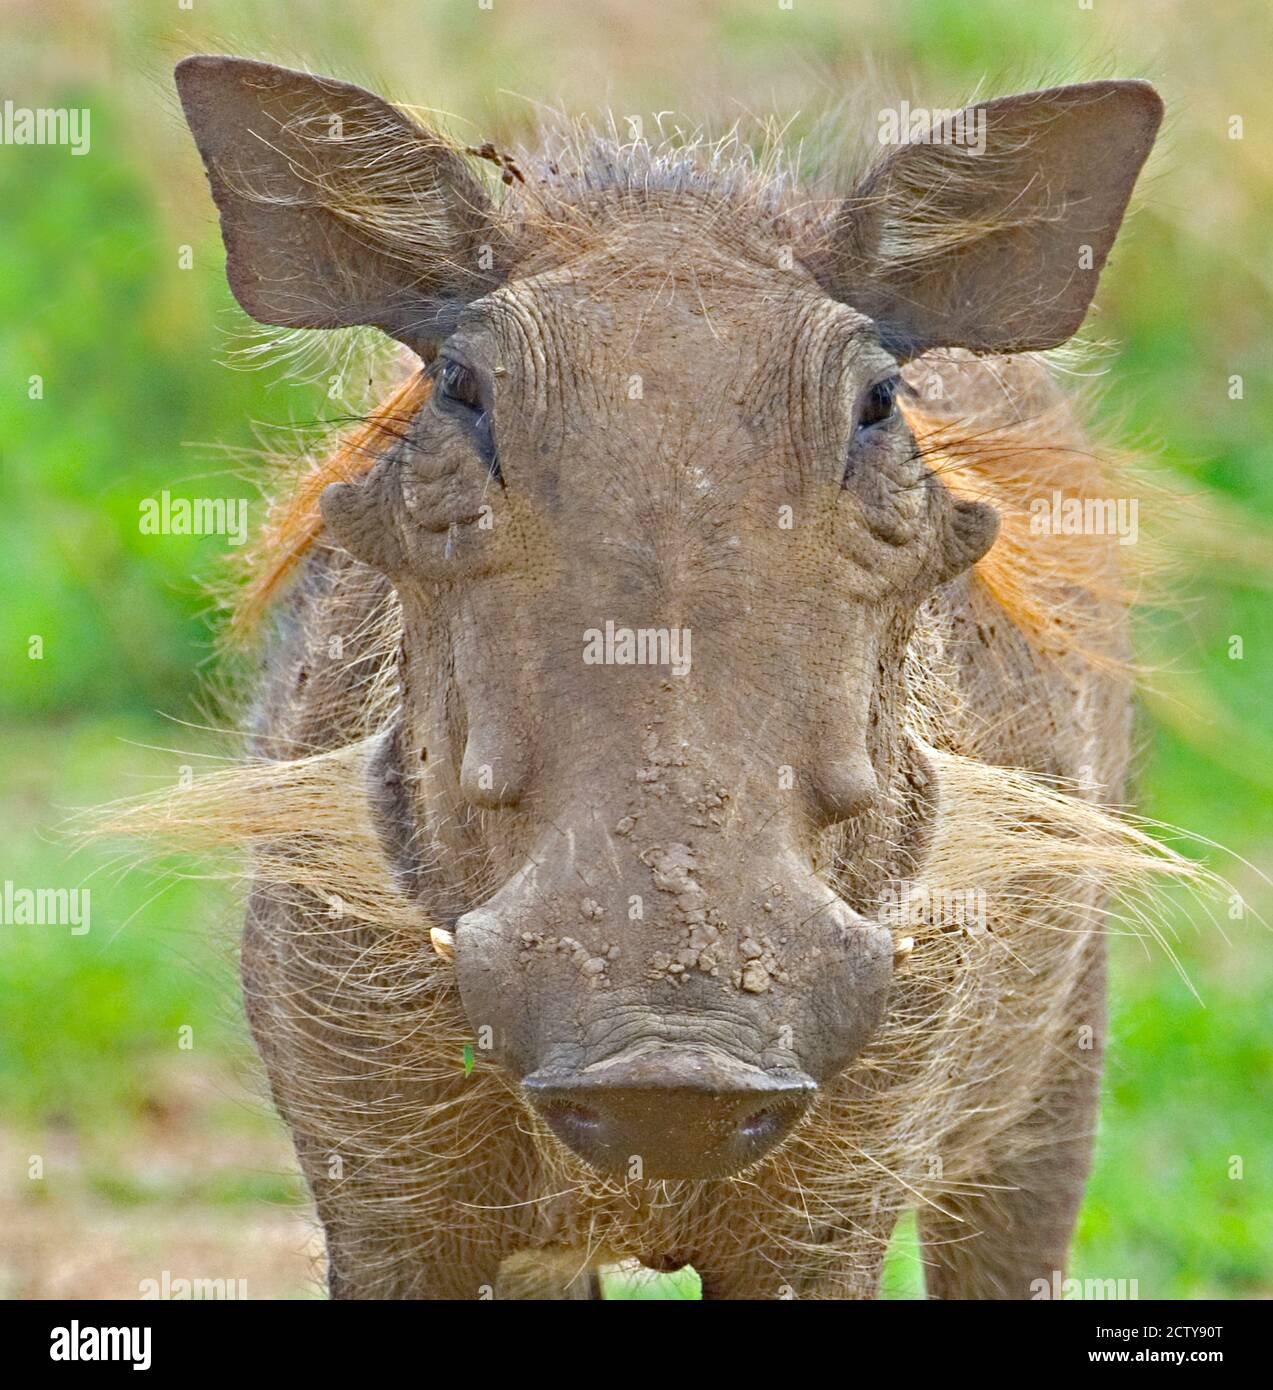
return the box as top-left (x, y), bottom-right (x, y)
top-left (0, 1063), bottom-right (322, 1300)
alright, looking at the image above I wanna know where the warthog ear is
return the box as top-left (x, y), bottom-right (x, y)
top-left (828, 81), bottom-right (1163, 356)
top-left (175, 56), bottom-right (500, 348)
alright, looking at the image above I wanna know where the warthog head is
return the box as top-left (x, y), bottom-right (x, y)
top-left (178, 57), bottom-right (1159, 1179)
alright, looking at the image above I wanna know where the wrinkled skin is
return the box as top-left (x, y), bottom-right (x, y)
top-left (323, 235), bottom-right (1000, 1176)
top-left (175, 56), bottom-right (1162, 1294)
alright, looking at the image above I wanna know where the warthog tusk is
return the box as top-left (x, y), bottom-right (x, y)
top-left (430, 927), bottom-right (456, 963)
top-left (893, 936), bottom-right (915, 969)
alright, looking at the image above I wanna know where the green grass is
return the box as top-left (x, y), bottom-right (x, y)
top-left (0, 721), bottom-right (242, 1129)
top-left (1078, 916), bottom-right (1273, 1298)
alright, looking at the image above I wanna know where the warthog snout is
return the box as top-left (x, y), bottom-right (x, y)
top-left (524, 1048), bottom-right (816, 1179)
top-left (453, 834), bottom-right (895, 1179)
top-left (523, 1047), bottom-right (816, 1179)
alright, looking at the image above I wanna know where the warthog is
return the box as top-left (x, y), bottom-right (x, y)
top-left (164, 56), bottom-right (1179, 1298)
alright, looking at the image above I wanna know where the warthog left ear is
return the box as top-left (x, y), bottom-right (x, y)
top-left (175, 56), bottom-right (501, 350)
top-left (824, 81), bottom-right (1163, 357)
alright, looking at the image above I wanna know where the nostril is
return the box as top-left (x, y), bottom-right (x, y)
top-left (543, 1103), bottom-right (603, 1142)
top-left (738, 1104), bottom-right (800, 1145)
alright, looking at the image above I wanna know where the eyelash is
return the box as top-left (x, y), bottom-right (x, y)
top-left (437, 359), bottom-right (483, 412)
top-left (433, 358), bottom-right (502, 484)
top-left (855, 375), bottom-right (901, 436)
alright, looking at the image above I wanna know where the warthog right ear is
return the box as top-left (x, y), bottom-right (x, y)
top-left (826, 81), bottom-right (1163, 357)
top-left (175, 56), bottom-right (501, 349)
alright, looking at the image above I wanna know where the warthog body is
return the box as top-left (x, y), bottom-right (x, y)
top-left (169, 57), bottom-right (1173, 1297)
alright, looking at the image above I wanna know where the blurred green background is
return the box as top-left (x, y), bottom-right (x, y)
top-left (0, 0), bottom-right (1269, 1299)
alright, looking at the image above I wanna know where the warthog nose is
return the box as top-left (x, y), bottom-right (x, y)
top-left (522, 1048), bottom-right (816, 1180)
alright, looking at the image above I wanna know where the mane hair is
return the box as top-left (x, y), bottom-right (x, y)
top-left (231, 371), bottom-right (433, 635)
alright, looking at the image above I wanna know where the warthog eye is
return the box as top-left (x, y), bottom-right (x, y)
top-left (434, 357), bottom-right (501, 483)
top-left (437, 359), bottom-right (483, 412)
top-left (855, 375), bottom-right (901, 435)
top-left (842, 375), bottom-right (903, 486)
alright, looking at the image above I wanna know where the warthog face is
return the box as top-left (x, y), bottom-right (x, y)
top-left (179, 57), bottom-right (1160, 1178)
